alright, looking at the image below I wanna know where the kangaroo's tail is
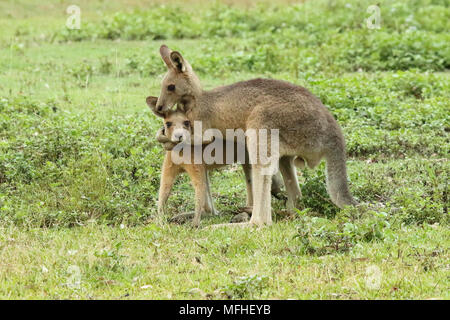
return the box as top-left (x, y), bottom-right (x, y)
top-left (325, 149), bottom-right (357, 208)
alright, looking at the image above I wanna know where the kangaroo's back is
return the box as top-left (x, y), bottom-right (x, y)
top-left (204, 78), bottom-right (324, 112)
top-left (194, 78), bottom-right (338, 143)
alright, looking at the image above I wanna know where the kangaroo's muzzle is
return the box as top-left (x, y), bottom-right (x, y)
top-left (171, 128), bottom-right (190, 143)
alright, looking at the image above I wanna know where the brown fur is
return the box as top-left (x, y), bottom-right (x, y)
top-left (155, 45), bottom-right (357, 226)
top-left (146, 96), bottom-right (283, 227)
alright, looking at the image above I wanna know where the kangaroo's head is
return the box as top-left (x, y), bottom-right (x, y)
top-left (147, 96), bottom-right (192, 144)
top-left (156, 45), bottom-right (202, 114)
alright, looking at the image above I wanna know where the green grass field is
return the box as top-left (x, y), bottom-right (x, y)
top-left (0, 0), bottom-right (448, 299)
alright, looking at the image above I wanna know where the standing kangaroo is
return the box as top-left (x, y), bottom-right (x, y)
top-left (146, 96), bottom-right (284, 226)
top-left (155, 45), bottom-right (357, 226)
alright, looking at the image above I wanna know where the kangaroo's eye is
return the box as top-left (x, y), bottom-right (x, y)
top-left (167, 84), bottom-right (175, 91)
top-left (165, 122), bottom-right (172, 128)
top-left (183, 121), bottom-right (190, 127)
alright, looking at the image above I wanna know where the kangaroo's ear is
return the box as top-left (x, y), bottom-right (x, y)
top-left (159, 44), bottom-right (173, 69)
top-left (170, 51), bottom-right (186, 73)
top-left (146, 96), bottom-right (164, 118)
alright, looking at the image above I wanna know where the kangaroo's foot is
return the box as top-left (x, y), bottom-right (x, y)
top-left (206, 217), bottom-right (274, 229)
top-left (202, 208), bottom-right (217, 217)
top-left (205, 222), bottom-right (254, 229)
top-left (248, 216), bottom-right (273, 227)
top-left (276, 209), bottom-right (297, 220)
top-left (169, 212), bottom-right (195, 224)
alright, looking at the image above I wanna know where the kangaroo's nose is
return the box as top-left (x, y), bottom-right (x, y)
top-left (174, 133), bottom-right (183, 142)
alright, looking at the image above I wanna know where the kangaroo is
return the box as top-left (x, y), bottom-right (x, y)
top-left (146, 96), bottom-right (284, 227)
top-left (154, 45), bottom-right (357, 227)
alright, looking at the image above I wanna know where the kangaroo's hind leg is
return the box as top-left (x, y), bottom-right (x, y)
top-left (271, 170), bottom-right (284, 199)
top-left (279, 156), bottom-right (302, 212)
top-left (209, 123), bottom-right (276, 228)
top-left (208, 162), bottom-right (273, 229)
top-left (184, 164), bottom-right (208, 227)
top-left (249, 164), bottom-right (273, 226)
top-left (204, 170), bottom-right (218, 216)
top-left (248, 128), bottom-right (277, 226)
top-left (242, 163), bottom-right (253, 210)
top-left (157, 155), bottom-right (180, 223)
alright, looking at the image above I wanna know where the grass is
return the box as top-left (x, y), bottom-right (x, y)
top-left (0, 0), bottom-right (448, 299)
top-left (1, 222), bottom-right (448, 299)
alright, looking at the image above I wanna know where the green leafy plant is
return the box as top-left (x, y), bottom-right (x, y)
top-left (221, 275), bottom-right (268, 299)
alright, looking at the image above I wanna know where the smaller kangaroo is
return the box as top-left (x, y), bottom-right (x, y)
top-left (146, 96), bottom-right (283, 227)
